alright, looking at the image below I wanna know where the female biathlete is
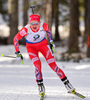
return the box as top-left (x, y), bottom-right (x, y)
top-left (13, 14), bottom-right (75, 97)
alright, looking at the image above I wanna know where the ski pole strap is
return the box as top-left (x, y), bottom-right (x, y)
top-left (17, 55), bottom-right (21, 57)
top-left (50, 42), bottom-right (54, 44)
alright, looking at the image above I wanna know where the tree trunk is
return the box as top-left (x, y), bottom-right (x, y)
top-left (84, 0), bottom-right (88, 43)
top-left (54, 0), bottom-right (60, 41)
top-left (68, 0), bottom-right (79, 53)
top-left (20, 0), bottom-right (28, 45)
top-left (45, 0), bottom-right (52, 28)
top-left (23, 0), bottom-right (28, 26)
top-left (45, 0), bottom-right (52, 41)
top-left (86, 0), bottom-right (90, 57)
top-left (8, 0), bottom-right (18, 44)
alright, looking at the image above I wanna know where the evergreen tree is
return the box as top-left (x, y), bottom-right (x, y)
top-left (86, 0), bottom-right (90, 57)
top-left (54, 0), bottom-right (60, 41)
top-left (8, 0), bottom-right (18, 44)
top-left (23, 0), bottom-right (28, 26)
top-left (68, 0), bottom-right (80, 53)
top-left (0, 0), bottom-right (8, 21)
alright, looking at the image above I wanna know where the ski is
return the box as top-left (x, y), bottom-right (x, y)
top-left (68, 90), bottom-right (85, 99)
top-left (40, 92), bottom-right (45, 100)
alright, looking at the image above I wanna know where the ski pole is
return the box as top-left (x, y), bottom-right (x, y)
top-left (52, 47), bottom-right (55, 52)
top-left (1, 54), bottom-right (24, 65)
top-left (1, 54), bottom-right (16, 58)
top-left (21, 59), bottom-right (24, 65)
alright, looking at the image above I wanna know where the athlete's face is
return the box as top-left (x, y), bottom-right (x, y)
top-left (30, 20), bottom-right (40, 31)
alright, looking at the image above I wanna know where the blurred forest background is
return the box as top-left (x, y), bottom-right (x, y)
top-left (0, 0), bottom-right (90, 61)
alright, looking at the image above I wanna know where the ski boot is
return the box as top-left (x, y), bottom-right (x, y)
top-left (61, 78), bottom-right (85, 99)
top-left (37, 80), bottom-right (45, 97)
top-left (63, 79), bottom-right (75, 93)
top-left (61, 77), bottom-right (75, 93)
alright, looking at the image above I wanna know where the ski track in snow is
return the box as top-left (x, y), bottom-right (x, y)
top-left (0, 64), bottom-right (89, 100)
top-left (0, 45), bottom-right (90, 100)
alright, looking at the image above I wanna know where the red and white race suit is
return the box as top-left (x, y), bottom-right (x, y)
top-left (13, 23), bottom-right (66, 81)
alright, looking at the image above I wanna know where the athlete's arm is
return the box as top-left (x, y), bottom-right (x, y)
top-left (42, 23), bottom-right (53, 42)
top-left (43, 23), bottom-right (55, 52)
top-left (13, 27), bottom-right (27, 52)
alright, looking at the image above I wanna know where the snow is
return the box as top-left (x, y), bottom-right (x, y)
top-left (0, 45), bottom-right (90, 100)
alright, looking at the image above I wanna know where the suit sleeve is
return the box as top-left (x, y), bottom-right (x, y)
top-left (42, 23), bottom-right (53, 42)
top-left (13, 27), bottom-right (28, 52)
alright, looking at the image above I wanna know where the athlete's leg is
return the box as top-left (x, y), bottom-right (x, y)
top-left (26, 43), bottom-right (43, 81)
top-left (39, 41), bottom-right (75, 92)
top-left (39, 40), bottom-right (66, 79)
top-left (26, 43), bottom-right (45, 95)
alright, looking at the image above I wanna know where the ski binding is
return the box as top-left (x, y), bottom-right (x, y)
top-left (68, 90), bottom-right (85, 99)
top-left (40, 92), bottom-right (45, 100)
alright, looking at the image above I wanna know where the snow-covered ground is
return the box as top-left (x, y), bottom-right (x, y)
top-left (0, 45), bottom-right (90, 100)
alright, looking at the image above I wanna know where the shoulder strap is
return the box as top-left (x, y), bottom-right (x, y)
top-left (24, 24), bottom-right (30, 36)
top-left (40, 23), bottom-right (45, 31)
top-left (27, 24), bottom-right (30, 34)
